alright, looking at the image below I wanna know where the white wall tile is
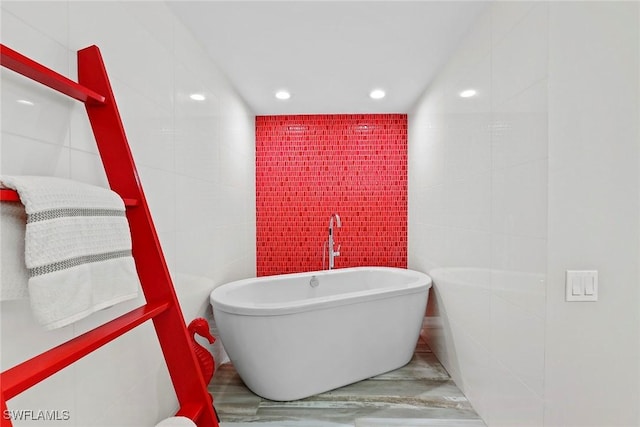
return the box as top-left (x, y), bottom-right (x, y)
top-left (490, 1), bottom-right (536, 47)
top-left (113, 80), bottom-right (175, 172)
top-left (491, 234), bottom-right (546, 277)
top-left (408, 223), bottom-right (445, 273)
top-left (490, 295), bottom-right (544, 396)
top-left (0, 134), bottom-right (70, 178)
top-left (4, 367), bottom-right (76, 427)
top-left (73, 328), bottom-right (155, 423)
top-left (491, 79), bottom-right (548, 169)
top-left (175, 229), bottom-right (215, 279)
top-left (1, 307), bottom-right (77, 425)
top-left (68, 150), bottom-right (109, 188)
top-left (487, 359), bottom-right (544, 427)
top-left (173, 21), bottom-right (228, 92)
top-left (1, 1), bottom-right (68, 47)
top-left (407, 110), bottom-right (446, 188)
top-left (546, 2), bottom-right (640, 426)
top-left (175, 175), bottom-right (220, 232)
top-left (491, 3), bottom-right (548, 108)
top-left (1, 3), bottom-right (256, 427)
top-left (121, 1), bottom-right (174, 51)
top-left (423, 286), bottom-right (460, 380)
top-left (410, 2), bottom-right (639, 427)
top-left (137, 165), bottom-right (177, 234)
top-left (442, 10), bottom-right (492, 90)
top-left (174, 65), bottom-right (221, 183)
top-left (1, 8), bottom-right (70, 77)
top-left (444, 173), bottom-right (491, 232)
top-left (442, 273), bottom-right (491, 350)
top-left (443, 228), bottom-right (491, 269)
top-left (69, 2), bottom-right (174, 111)
top-left (0, 299), bottom-right (75, 368)
top-left (68, 107), bottom-right (97, 155)
top-left (442, 112), bottom-right (492, 183)
top-left (491, 271), bottom-right (545, 330)
top-left (1, 71), bottom-right (73, 147)
top-left (491, 159), bottom-right (547, 239)
top-left (413, 185), bottom-right (445, 227)
top-left (1, 11), bottom-right (73, 152)
top-left (451, 325), bottom-right (491, 421)
top-left (409, 4), bottom-right (548, 426)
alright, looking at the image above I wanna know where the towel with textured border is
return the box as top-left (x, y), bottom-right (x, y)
top-left (0, 201), bottom-right (29, 300)
top-left (0, 175), bottom-right (139, 329)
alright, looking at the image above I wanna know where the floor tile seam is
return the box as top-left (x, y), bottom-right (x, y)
top-left (257, 396), bottom-right (476, 410)
top-left (349, 378), bottom-right (456, 386)
top-left (369, 376), bottom-right (453, 385)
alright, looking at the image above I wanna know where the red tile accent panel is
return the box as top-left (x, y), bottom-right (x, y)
top-left (256, 114), bottom-right (407, 276)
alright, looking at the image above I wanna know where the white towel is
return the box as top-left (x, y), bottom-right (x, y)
top-left (0, 176), bottom-right (140, 329)
top-left (0, 202), bottom-right (29, 300)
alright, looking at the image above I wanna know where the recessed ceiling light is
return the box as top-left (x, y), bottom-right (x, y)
top-left (369, 89), bottom-right (386, 100)
top-left (459, 89), bottom-right (477, 98)
top-left (275, 90), bottom-right (291, 100)
top-left (189, 93), bottom-right (206, 101)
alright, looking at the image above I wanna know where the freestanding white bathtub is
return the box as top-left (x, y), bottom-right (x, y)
top-left (209, 266), bottom-right (432, 401)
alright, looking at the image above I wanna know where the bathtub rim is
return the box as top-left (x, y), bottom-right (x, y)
top-left (210, 266), bottom-right (432, 317)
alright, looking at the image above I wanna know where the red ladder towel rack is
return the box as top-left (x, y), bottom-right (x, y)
top-left (0, 44), bottom-right (219, 427)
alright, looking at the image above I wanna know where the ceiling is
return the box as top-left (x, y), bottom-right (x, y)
top-left (167, 1), bottom-right (488, 115)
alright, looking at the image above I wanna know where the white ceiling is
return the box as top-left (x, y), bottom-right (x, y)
top-left (168, 1), bottom-right (488, 115)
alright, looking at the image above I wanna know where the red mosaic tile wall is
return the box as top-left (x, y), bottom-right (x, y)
top-left (256, 114), bottom-right (407, 276)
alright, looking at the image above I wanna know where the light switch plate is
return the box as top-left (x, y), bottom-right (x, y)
top-left (566, 270), bottom-right (598, 302)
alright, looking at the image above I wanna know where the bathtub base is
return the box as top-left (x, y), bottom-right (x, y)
top-left (215, 290), bottom-right (428, 401)
top-left (211, 267), bottom-right (432, 401)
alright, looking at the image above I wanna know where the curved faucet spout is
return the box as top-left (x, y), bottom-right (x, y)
top-left (330, 213), bottom-right (341, 230)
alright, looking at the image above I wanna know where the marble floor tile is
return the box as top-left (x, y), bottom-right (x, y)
top-left (220, 422), bottom-right (352, 427)
top-left (210, 338), bottom-right (485, 427)
top-left (372, 353), bottom-right (450, 381)
top-left (355, 419), bottom-right (488, 427)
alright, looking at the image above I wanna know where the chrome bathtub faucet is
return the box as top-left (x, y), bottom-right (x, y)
top-left (328, 213), bottom-right (341, 270)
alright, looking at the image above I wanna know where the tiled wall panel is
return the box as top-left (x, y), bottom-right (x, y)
top-left (256, 114), bottom-right (407, 276)
top-left (0, 2), bottom-right (255, 425)
top-left (410, 2), bottom-right (640, 426)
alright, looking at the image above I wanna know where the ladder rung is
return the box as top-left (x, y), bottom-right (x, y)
top-left (0, 189), bottom-right (19, 202)
top-left (1, 43), bottom-right (219, 427)
top-left (0, 188), bottom-right (138, 207)
top-left (1, 44), bottom-right (105, 105)
top-left (1, 301), bottom-right (170, 400)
